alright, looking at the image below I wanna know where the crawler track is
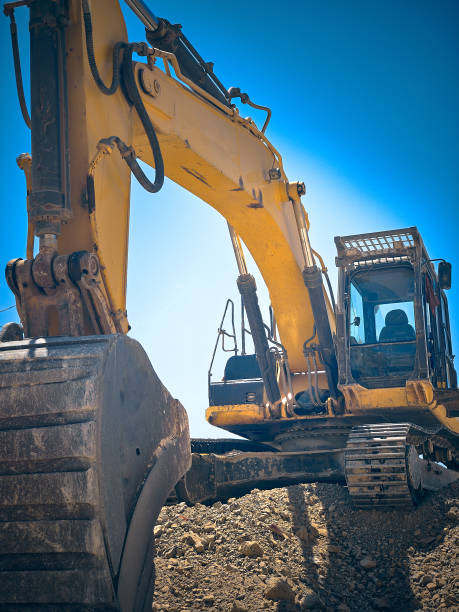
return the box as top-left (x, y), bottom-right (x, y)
top-left (345, 424), bottom-right (419, 508)
top-left (345, 422), bottom-right (459, 509)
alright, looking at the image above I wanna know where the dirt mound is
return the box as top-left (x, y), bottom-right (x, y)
top-left (153, 481), bottom-right (459, 611)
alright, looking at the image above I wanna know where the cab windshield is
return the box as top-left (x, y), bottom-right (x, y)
top-left (348, 264), bottom-right (416, 386)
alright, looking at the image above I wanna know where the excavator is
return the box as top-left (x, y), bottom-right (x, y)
top-left (0, 0), bottom-right (458, 609)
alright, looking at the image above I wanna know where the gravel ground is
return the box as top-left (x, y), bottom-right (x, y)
top-left (152, 481), bottom-right (458, 612)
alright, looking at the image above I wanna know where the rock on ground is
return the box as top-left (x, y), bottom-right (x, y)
top-left (152, 481), bottom-right (459, 611)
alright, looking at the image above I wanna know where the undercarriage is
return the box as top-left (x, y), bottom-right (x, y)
top-left (175, 421), bottom-right (458, 508)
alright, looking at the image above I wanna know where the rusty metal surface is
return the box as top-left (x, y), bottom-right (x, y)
top-left (175, 447), bottom-right (344, 504)
top-left (5, 248), bottom-right (127, 338)
top-left (0, 334), bottom-right (191, 610)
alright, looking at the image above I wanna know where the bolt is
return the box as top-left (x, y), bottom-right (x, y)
top-left (268, 168), bottom-right (281, 181)
top-left (89, 256), bottom-right (99, 275)
top-left (139, 69), bottom-right (160, 97)
top-left (297, 182), bottom-right (306, 196)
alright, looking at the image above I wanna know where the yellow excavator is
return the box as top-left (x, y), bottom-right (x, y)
top-left (1, 0), bottom-right (458, 609)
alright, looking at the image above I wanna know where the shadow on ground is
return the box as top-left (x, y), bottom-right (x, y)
top-left (286, 482), bottom-right (454, 611)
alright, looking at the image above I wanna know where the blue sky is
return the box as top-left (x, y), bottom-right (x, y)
top-left (1, 1), bottom-right (458, 436)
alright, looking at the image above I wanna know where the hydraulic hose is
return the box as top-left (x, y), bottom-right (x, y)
top-left (82, 0), bottom-right (164, 194)
top-left (121, 44), bottom-right (164, 193)
top-left (6, 9), bottom-right (31, 128)
top-left (86, 135), bottom-right (164, 213)
top-left (82, 0), bottom-right (126, 95)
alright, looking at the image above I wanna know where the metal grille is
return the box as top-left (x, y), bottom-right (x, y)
top-left (341, 229), bottom-right (415, 254)
top-left (351, 254), bottom-right (411, 267)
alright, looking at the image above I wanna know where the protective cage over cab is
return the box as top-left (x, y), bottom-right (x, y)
top-left (334, 227), bottom-right (456, 391)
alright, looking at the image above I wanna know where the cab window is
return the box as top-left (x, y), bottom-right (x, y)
top-left (375, 302), bottom-right (415, 342)
top-left (348, 264), bottom-right (416, 386)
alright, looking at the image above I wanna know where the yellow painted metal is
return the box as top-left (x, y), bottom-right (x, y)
top-left (56, 0), bottom-right (332, 371)
top-left (206, 403), bottom-right (343, 431)
top-left (339, 382), bottom-right (459, 433)
top-left (58, 0), bottom-right (132, 332)
top-left (206, 404), bottom-right (268, 427)
top-left (207, 385), bottom-right (459, 434)
top-left (132, 61), bottom-right (333, 370)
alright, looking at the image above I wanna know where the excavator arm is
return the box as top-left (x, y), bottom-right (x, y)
top-left (51, 0), bottom-right (333, 371)
top-left (7, 0), bottom-right (336, 406)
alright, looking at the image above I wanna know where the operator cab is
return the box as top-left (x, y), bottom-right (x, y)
top-left (335, 228), bottom-right (456, 390)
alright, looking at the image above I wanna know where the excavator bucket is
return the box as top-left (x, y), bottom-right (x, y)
top-left (0, 334), bottom-right (191, 611)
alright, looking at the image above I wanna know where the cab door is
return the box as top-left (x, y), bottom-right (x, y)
top-left (438, 291), bottom-right (457, 388)
top-left (423, 271), bottom-right (456, 388)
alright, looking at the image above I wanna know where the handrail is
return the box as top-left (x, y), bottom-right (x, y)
top-left (208, 299), bottom-right (238, 401)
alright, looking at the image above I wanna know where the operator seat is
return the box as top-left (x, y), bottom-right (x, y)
top-left (209, 354), bottom-right (263, 407)
top-left (379, 309), bottom-right (415, 342)
top-left (224, 354), bottom-right (261, 380)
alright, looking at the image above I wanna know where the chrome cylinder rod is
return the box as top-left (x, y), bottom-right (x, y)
top-left (292, 199), bottom-right (315, 269)
top-left (227, 223), bottom-right (248, 276)
top-left (123, 0), bottom-right (159, 31)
